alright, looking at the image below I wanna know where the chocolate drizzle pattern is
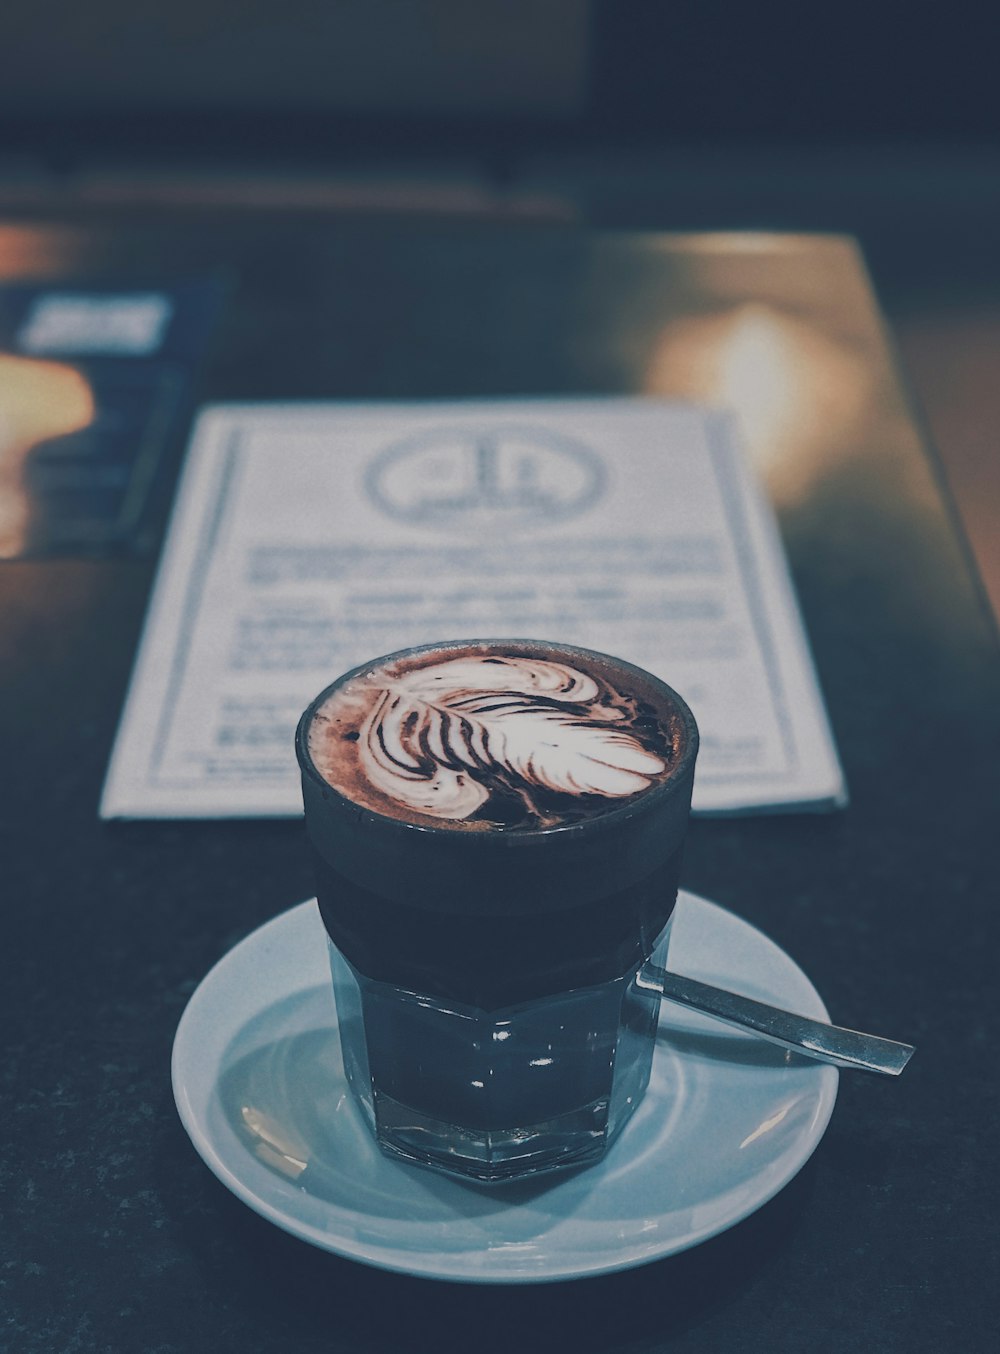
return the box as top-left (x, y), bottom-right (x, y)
top-left (310, 652), bottom-right (680, 829)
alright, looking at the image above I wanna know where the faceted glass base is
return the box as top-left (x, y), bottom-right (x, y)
top-left (327, 922), bottom-right (671, 1184)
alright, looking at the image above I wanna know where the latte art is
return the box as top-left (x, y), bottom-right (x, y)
top-left (307, 645), bottom-right (685, 829)
top-left (360, 656), bottom-right (666, 821)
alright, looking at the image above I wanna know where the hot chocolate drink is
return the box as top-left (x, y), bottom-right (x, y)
top-left (297, 640), bottom-right (698, 1009)
top-left (306, 643), bottom-right (687, 832)
top-left (296, 640), bottom-right (699, 1181)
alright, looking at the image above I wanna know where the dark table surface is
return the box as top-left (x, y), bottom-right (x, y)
top-left (2, 215), bottom-right (998, 1354)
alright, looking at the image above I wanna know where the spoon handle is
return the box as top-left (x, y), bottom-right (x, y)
top-left (638, 965), bottom-right (914, 1075)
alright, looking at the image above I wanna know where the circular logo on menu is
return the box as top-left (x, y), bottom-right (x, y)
top-left (364, 425), bottom-right (607, 533)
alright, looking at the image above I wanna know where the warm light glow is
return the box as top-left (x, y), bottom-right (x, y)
top-left (644, 304), bottom-right (872, 505)
top-left (0, 353), bottom-right (95, 556)
top-left (652, 233), bottom-right (813, 255)
top-left (0, 225), bottom-right (82, 275)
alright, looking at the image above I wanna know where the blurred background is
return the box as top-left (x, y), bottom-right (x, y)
top-left (1, 0), bottom-right (997, 613)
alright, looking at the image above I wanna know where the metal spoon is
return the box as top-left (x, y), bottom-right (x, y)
top-left (637, 964), bottom-right (914, 1075)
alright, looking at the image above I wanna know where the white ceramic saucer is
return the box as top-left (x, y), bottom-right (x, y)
top-left (172, 892), bottom-right (838, 1284)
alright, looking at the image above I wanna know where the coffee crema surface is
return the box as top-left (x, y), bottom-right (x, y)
top-left (306, 643), bottom-right (688, 830)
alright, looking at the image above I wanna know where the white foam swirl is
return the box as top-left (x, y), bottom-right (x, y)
top-left (357, 656), bottom-right (667, 822)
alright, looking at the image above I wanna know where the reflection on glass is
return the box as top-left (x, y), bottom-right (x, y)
top-left (0, 354), bottom-right (95, 556)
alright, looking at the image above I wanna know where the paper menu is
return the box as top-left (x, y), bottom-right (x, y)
top-left (100, 397), bottom-right (845, 818)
